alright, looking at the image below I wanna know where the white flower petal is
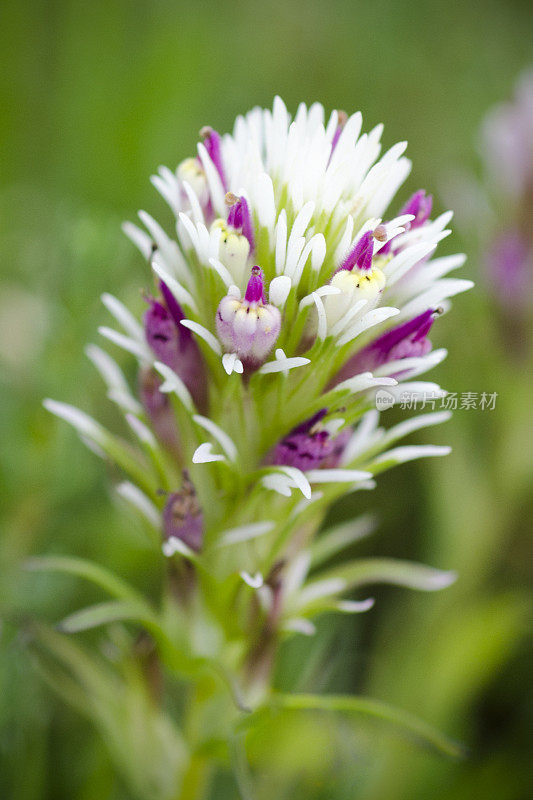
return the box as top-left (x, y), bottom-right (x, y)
top-left (193, 415), bottom-right (237, 462)
top-left (335, 598), bottom-right (375, 613)
top-left (162, 536), bottom-right (197, 560)
top-left (259, 353), bottom-right (310, 374)
top-left (372, 445), bottom-right (451, 467)
top-left (98, 327), bottom-right (152, 363)
top-left (282, 618), bottom-right (316, 636)
top-left (122, 221), bottom-right (153, 260)
top-left (180, 320), bottom-right (222, 355)
top-left (262, 473), bottom-right (293, 497)
top-left (222, 352), bottom-right (244, 375)
top-left (85, 344), bottom-right (142, 415)
top-left (192, 442), bottom-right (226, 464)
top-left (43, 399), bottom-right (103, 443)
top-left (208, 257), bottom-right (234, 288)
top-left (272, 466), bottom-right (312, 499)
top-left (153, 361), bottom-right (194, 412)
top-left (125, 413), bottom-right (157, 447)
top-left (240, 571), bottom-right (264, 589)
top-left (218, 522), bottom-right (275, 546)
top-left (269, 275), bottom-right (292, 307)
top-left (304, 468), bottom-right (373, 484)
top-left (116, 482), bottom-right (160, 527)
top-left (101, 293), bottom-right (144, 342)
top-left (337, 307), bottom-right (400, 347)
top-left (297, 578), bottom-right (347, 605)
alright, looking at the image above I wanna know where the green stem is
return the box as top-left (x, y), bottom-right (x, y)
top-left (173, 755), bottom-right (212, 800)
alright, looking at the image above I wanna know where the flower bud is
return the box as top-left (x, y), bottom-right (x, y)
top-left (270, 410), bottom-right (350, 470)
top-left (324, 231), bottom-right (386, 328)
top-left (330, 109), bottom-right (348, 157)
top-left (211, 194), bottom-right (255, 287)
top-left (486, 230), bottom-right (531, 310)
top-left (211, 219), bottom-right (251, 287)
top-left (177, 158), bottom-right (209, 208)
top-left (144, 281), bottom-right (208, 411)
top-left (138, 366), bottom-right (180, 456)
top-left (216, 267), bottom-right (281, 370)
top-left (400, 189), bottom-right (433, 229)
top-left (332, 309), bottom-right (436, 385)
top-left (226, 193), bottom-right (255, 251)
top-left (200, 126), bottom-right (227, 190)
top-left (162, 474), bottom-right (203, 552)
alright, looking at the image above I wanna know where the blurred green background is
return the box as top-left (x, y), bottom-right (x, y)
top-left (1, 1), bottom-right (532, 798)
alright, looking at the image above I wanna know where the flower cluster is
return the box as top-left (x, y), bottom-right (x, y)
top-left (481, 70), bottom-right (533, 313)
top-left (45, 98), bottom-right (471, 705)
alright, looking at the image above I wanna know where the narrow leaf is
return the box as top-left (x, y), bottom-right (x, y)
top-left (270, 693), bottom-right (465, 758)
top-left (24, 556), bottom-right (143, 602)
top-left (314, 558), bottom-right (457, 593)
top-left (310, 515), bottom-right (377, 568)
top-left (57, 600), bottom-right (153, 633)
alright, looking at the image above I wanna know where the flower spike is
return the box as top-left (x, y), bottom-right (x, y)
top-left (44, 99), bottom-right (470, 774)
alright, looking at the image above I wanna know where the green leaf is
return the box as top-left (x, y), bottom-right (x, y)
top-left (269, 693), bottom-right (465, 759)
top-left (27, 624), bottom-right (188, 799)
top-left (57, 600), bottom-right (155, 633)
top-left (314, 557), bottom-right (457, 592)
top-left (310, 514), bottom-right (377, 568)
top-left (24, 555), bottom-right (144, 602)
top-left (43, 399), bottom-right (158, 499)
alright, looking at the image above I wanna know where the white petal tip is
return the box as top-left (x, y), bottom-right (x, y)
top-left (283, 618), bottom-right (317, 636)
top-left (336, 598), bottom-right (375, 613)
top-left (429, 570), bottom-right (458, 589)
top-left (222, 352), bottom-right (244, 375)
top-left (192, 443), bottom-right (226, 464)
top-left (240, 571), bottom-right (264, 589)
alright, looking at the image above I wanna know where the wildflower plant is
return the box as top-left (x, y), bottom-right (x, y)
top-left (34, 98), bottom-right (472, 797)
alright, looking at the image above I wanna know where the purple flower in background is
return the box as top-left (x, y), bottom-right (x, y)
top-left (482, 69), bottom-right (533, 199)
top-left (478, 70), bottom-right (533, 319)
top-left (162, 474), bottom-right (203, 552)
top-left (486, 230), bottom-right (532, 309)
